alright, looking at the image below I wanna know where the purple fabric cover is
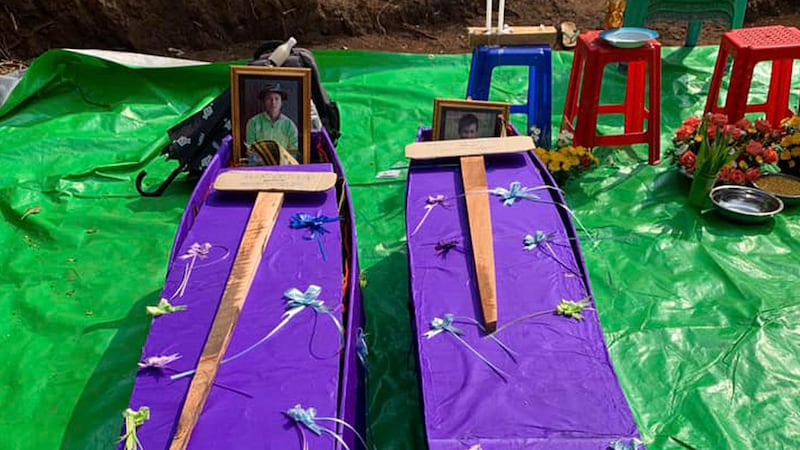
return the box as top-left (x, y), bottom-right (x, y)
top-left (126, 162), bottom-right (346, 449)
top-left (406, 152), bottom-right (642, 449)
top-left (314, 130), bottom-right (367, 450)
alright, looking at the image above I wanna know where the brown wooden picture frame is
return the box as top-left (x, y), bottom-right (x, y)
top-left (231, 66), bottom-right (312, 166)
top-left (432, 98), bottom-right (511, 141)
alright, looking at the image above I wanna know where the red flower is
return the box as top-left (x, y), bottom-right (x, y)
top-left (725, 124), bottom-right (746, 140)
top-left (764, 148), bottom-right (779, 164)
top-left (734, 118), bottom-right (752, 130)
top-left (684, 116), bottom-right (701, 129)
top-left (730, 169), bottom-right (746, 185)
top-left (755, 119), bottom-right (772, 134)
top-left (719, 165), bottom-right (732, 182)
top-left (708, 126), bottom-right (717, 141)
top-left (745, 167), bottom-right (761, 182)
top-left (675, 125), bottom-right (694, 142)
top-left (746, 141), bottom-right (764, 156)
top-left (678, 151), bottom-right (697, 172)
top-left (711, 113), bottom-right (728, 127)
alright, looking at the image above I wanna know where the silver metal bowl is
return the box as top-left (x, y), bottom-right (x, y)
top-left (751, 173), bottom-right (800, 207)
top-left (709, 185), bottom-right (784, 224)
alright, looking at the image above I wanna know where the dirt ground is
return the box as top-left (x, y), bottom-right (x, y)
top-left (1, 0), bottom-right (800, 65)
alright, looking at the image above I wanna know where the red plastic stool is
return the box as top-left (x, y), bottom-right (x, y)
top-left (705, 26), bottom-right (800, 127)
top-left (561, 30), bottom-right (662, 165)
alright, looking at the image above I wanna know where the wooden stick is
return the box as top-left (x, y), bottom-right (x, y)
top-left (214, 170), bottom-right (336, 193)
top-left (467, 25), bottom-right (557, 48)
top-left (169, 191), bottom-right (284, 450)
top-left (460, 156), bottom-right (498, 332)
top-left (405, 135), bottom-right (533, 160)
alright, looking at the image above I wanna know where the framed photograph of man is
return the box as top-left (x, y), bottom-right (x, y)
top-left (432, 99), bottom-right (511, 141)
top-left (231, 66), bottom-right (311, 166)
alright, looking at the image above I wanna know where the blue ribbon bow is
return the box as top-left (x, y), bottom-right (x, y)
top-left (423, 313), bottom-right (514, 380)
top-left (285, 403), bottom-right (369, 450)
top-left (489, 181), bottom-right (542, 206)
top-left (523, 231), bottom-right (551, 251)
top-left (356, 328), bottom-right (369, 369)
top-left (423, 313), bottom-right (463, 338)
top-left (609, 438), bottom-right (644, 450)
top-left (290, 213), bottom-right (340, 261)
top-left (286, 405), bottom-right (324, 436)
top-left (170, 285), bottom-right (343, 381)
top-left (285, 285), bottom-right (329, 312)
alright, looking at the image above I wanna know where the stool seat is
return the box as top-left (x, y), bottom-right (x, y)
top-left (705, 26), bottom-right (800, 127)
top-left (561, 30), bottom-right (662, 165)
top-left (728, 25), bottom-right (800, 49)
top-left (623, 0), bottom-right (747, 47)
top-left (466, 45), bottom-right (552, 147)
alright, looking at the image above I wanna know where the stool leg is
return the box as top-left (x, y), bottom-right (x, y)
top-left (705, 46), bottom-right (730, 116)
top-left (724, 59), bottom-right (755, 124)
top-left (575, 58), bottom-right (603, 149)
top-left (648, 48), bottom-right (662, 165)
top-left (686, 21), bottom-right (702, 47)
top-left (467, 46), bottom-right (492, 101)
top-left (625, 61), bottom-right (646, 134)
top-left (530, 53), bottom-right (552, 148)
top-left (561, 52), bottom-right (584, 139)
top-left (766, 59), bottom-right (793, 126)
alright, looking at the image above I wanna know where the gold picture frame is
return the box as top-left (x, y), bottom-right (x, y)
top-left (432, 98), bottom-right (511, 141)
top-left (231, 66), bottom-right (312, 166)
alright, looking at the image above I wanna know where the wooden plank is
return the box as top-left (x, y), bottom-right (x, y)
top-left (169, 192), bottom-right (284, 450)
top-left (467, 25), bottom-right (558, 47)
top-left (406, 135), bottom-right (534, 160)
top-left (460, 155), bottom-right (498, 332)
top-left (214, 171), bottom-right (337, 193)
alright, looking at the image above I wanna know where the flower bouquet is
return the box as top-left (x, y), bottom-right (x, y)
top-left (535, 131), bottom-right (599, 186)
top-left (671, 115), bottom-right (781, 185)
top-left (687, 113), bottom-right (743, 207)
top-left (777, 115), bottom-right (800, 176)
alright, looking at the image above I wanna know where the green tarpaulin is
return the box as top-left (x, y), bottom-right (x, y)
top-left (0, 46), bottom-right (798, 450)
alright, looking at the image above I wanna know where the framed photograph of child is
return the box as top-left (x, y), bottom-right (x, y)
top-left (432, 98), bottom-right (511, 141)
top-left (231, 66), bottom-right (312, 166)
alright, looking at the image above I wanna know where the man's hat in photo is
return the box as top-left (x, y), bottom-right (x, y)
top-left (258, 83), bottom-right (289, 101)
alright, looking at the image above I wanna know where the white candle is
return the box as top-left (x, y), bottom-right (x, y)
top-left (497, 0), bottom-right (505, 32)
top-left (486, 0), bottom-right (492, 32)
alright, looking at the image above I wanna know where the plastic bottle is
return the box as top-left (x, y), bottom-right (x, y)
top-left (310, 101), bottom-right (323, 130)
top-left (268, 37), bottom-right (297, 67)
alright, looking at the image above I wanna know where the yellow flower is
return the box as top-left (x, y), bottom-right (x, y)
top-left (781, 150), bottom-right (792, 160)
top-left (548, 161), bottom-right (560, 172)
top-left (790, 160), bottom-right (797, 168)
top-left (535, 148), bottom-right (549, 162)
top-left (739, 160), bottom-right (748, 169)
top-left (563, 161), bottom-right (573, 171)
top-left (789, 116), bottom-right (800, 128)
top-left (575, 146), bottom-right (587, 156)
top-left (792, 148), bottom-right (800, 157)
top-left (756, 155), bottom-right (764, 165)
top-left (694, 136), bottom-right (703, 143)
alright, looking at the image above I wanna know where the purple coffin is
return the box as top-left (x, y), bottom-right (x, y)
top-left (406, 142), bottom-right (642, 449)
top-left (123, 130), bottom-right (364, 450)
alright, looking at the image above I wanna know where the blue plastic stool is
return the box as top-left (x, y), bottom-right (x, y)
top-left (466, 45), bottom-right (552, 147)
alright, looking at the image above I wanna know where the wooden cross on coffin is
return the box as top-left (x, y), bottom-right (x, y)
top-left (169, 170), bottom-right (337, 450)
top-left (406, 135), bottom-right (535, 332)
